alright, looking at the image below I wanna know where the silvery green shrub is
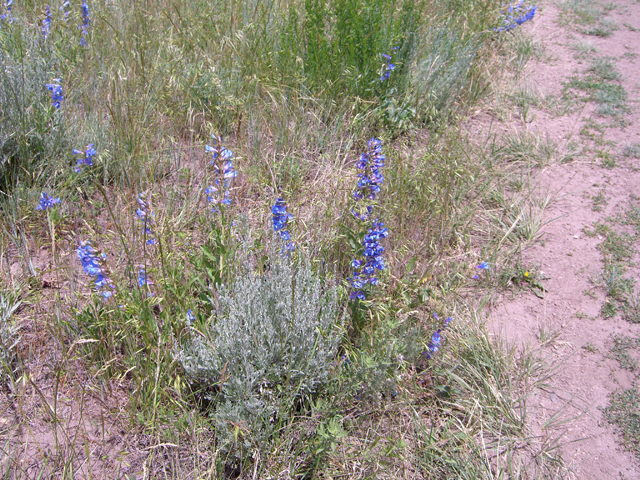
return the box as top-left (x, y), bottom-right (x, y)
top-left (176, 247), bottom-right (344, 452)
top-left (0, 292), bottom-right (21, 380)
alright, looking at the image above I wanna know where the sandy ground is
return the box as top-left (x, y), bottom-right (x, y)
top-left (481, 0), bottom-right (640, 478)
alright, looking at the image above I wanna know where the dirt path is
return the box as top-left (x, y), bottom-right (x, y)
top-left (481, 1), bottom-right (640, 478)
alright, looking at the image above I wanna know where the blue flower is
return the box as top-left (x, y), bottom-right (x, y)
top-left (0, 0), bottom-right (13, 23)
top-left (204, 136), bottom-right (236, 212)
top-left (60, 0), bottom-right (70, 21)
top-left (380, 51), bottom-right (396, 81)
top-left (79, 2), bottom-right (90, 46)
top-left (77, 241), bottom-right (116, 298)
top-left (186, 309), bottom-right (196, 325)
top-left (352, 138), bottom-right (385, 214)
top-left (36, 192), bottom-right (60, 211)
top-left (73, 144), bottom-right (96, 172)
top-left (495, 1), bottom-right (536, 32)
top-left (424, 330), bottom-right (442, 359)
top-left (476, 261), bottom-right (489, 270)
top-left (136, 192), bottom-right (157, 245)
top-left (46, 79), bottom-right (63, 109)
top-left (272, 198), bottom-right (295, 250)
top-left (42, 5), bottom-right (52, 39)
top-left (349, 220), bottom-right (388, 299)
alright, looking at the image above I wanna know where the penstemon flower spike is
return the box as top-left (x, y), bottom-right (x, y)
top-left (205, 135), bottom-right (237, 213)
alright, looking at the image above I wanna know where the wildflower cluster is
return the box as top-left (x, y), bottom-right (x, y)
top-left (0, 0), bottom-right (13, 23)
top-left (272, 198), bottom-right (295, 250)
top-left (349, 138), bottom-right (389, 300)
top-left (472, 261), bottom-right (489, 279)
top-left (60, 0), bottom-right (69, 21)
top-left (36, 192), bottom-right (60, 211)
top-left (352, 138), bottom-right (385, 221)
top-left (42, 5), bottom-right (51, 39)
top-left (79, 2), bottom-right (90, 46)
top-left (136, 192), bottom-right (156, 246)
top-left (349, 221), bottom-right (388, 299)
top-left (204, 136), bottom-right (237, 212)
top-left (45, 79), bottom-right (63, 109)
top-left (424, 313), bottom-right (452, 359)
top-left (73, 143), bottom-right (96, 172)
top-left (494, 1), bottom-right (537, 32)
top-left (380, 52), bottom-right (396, 81)
top-left (137, 266), bottom-right (154, 295)
top-left (77, 241), bottom-right (116, 298)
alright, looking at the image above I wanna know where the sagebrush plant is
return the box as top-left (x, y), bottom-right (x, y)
top-left (176, 243), bottom-right (343, 453)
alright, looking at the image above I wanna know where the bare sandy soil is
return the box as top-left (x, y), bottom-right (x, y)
top-left (478, 0), bottom-right (640, 478)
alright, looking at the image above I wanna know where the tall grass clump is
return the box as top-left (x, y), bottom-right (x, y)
top-left (0, 24), bottom-right (68, 195)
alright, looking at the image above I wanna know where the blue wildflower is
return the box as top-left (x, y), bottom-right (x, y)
top-left (36, 192), bottom-right (60, 211)
top-left (0, 0), bottom-right (13, 23)
top-left (79, 2), bottom-right (90, 46)
top-left (77, 241), bottom-right (116, 298)
top-left (349, 220), bottom-right (388, 300)
top-left (380, 52), bottom-right (396, 81)
top-left (60, 0), bottom-right (70, 21)
top-left (136, 192), bottom-right (157, 245)
top-left (137, 266), bottom-right (154, 296)
top-left (272, 198), bottom-right (295, 250)
top-left (352, 138), bottom-right (385, 220)
top-left (425, 330), bottom-right (441, 359)
top-left (186, 309), bottom-right (196, 325)
top-left (42, 5), bottom-right (52, 39)
top-left (204, 136), bottom-right (237, 212)
top-left (46, 79), bottom-right (63, 109)
top-left (73, 144), bottom-right (96, 172)
top-left (494, 1), bottom-right (536, 32)
top-left (476, 261), bottom-right (489, 270)
top-left (424, 314), bottom-right (452, 359)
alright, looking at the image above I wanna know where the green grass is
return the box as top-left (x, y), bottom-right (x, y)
top-left (604, 383), bottom-right (640, 461)
top-left (571, 40), bottom-right (597, 59)
top-left (605, 336), bottom-right (640, 461)
top-left (564, 55), bottom-right (629, 124)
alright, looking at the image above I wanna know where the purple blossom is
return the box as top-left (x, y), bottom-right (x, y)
top-left (0, 0), bottom-right (13, 23)
top-left (204, 136), bottom-right (237, 211)
top-left (380, 51), bottom-right (396, 81)
top-left (349, 220), bottom-right (388, 300)
top-left (45, 79), bottom-right (63, 109)
top-left (73, 144), bottom-right (96, 172)
top-left (79, 2), bottom-right (90, 46)
top-left (494, 1), bottom-right (537, 32)
top-left (77, 241), bottom-right (116, 298)
top-left (36, 192), bottom-right (60, 211)
top-left (42, 5), bottom-right (52, 39)
top-left (60, 0), bottom-right (70, 21)
top-left (272, 198), bottom-right (295, 250)
top-left (352, 138), bottom-right (385, 220)
top-left (136, 192), bottom-right (156, 245)
top-left (137, 266), bottom-right (154, 296)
